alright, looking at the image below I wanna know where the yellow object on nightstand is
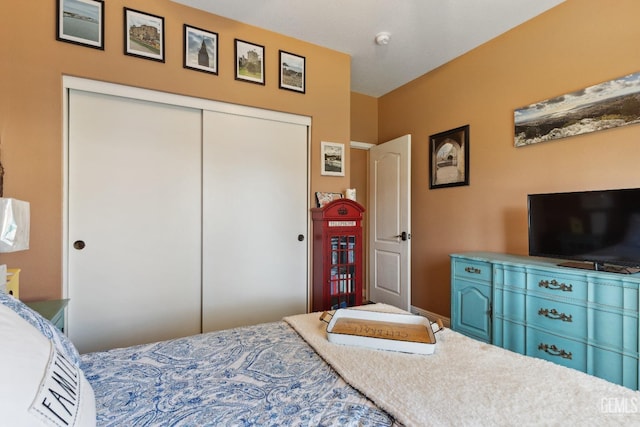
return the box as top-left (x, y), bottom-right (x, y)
top-left (6, 268), bottom-right (20, 299)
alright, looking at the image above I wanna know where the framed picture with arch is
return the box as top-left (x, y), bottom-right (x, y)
top-left (429, 125), bottom-right (469, 189)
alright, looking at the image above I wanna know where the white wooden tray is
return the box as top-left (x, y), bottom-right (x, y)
top-left (325, 308), bottom-right (437, 354)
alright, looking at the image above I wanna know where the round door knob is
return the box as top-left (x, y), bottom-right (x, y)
top-left (298, 234), bottom-right (305, 241)
top-left (73, 240), bottom-right (86, 250)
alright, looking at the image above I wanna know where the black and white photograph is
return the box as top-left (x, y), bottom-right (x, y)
top-left (57, 0), bottom-right (104, 49)
top-left (235, 39), bottom-right (265, 84)
top-left (429, 125), bottom-right (469, 189)
top-left (184, 25), bottom-right (218, 74)
top-left (515, 71), bottom-right (640, 147)
top-left (124, 8), bottom-right (165, 62)
top-left (279, 50), bottom-right (305, 93)
top-left (321, 141), bottom-right (345, 176)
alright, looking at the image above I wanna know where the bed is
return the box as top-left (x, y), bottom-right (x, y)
top-left (2, 293), bottom-right (639, 426)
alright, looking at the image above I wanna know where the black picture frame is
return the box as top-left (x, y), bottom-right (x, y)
top-left (235, 39), bottom-right (265, 85)
top-left (124, 8), bottom-right (165, 62)
top-left (183, 24), bottom-right (218, 75)
top-left (429, 125), bottom-right (470, 189)
top-left (56, 0), bottom-right (104, 50)
top-left (279, 50), bottom-right (305, 93)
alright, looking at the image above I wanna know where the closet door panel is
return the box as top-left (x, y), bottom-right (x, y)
top-left (68, 90), bottom-right (202, 353)
top-left (202, 110), bottom-right (308, 332)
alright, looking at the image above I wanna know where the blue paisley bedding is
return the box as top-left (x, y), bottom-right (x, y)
top-left (81, 321), bottom-right (395, 426)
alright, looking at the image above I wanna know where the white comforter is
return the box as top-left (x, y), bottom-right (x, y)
top-left (285, 304), bottom-right (640, 426)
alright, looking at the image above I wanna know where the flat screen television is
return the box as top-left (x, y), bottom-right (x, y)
top-left (528, 188), bottom-right (640, 273)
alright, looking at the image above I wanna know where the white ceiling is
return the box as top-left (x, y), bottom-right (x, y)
top-left (173, 0), bottom-right (565, 97)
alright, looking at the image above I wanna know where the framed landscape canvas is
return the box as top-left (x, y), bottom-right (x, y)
top-left (57, 0), bottom-right (104, 50)
top-left (514, 71), bottom-right (640, 147)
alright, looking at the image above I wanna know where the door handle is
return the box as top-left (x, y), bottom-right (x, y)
top-left (394, 232), bottom-right (409, 241)
top-left (73, 240), bottom-right (86, 250)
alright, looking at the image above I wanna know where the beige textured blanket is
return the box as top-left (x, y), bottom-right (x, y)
top-left (284, 304), bottom-right (640, 427)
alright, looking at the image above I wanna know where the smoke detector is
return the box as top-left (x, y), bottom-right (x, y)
top-left (375, 32), bottom-right (391, 46)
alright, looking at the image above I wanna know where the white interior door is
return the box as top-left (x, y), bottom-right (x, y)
top-left (67, 89), bottom-right (202, 353)
top-left (368, 135), bottom-right (411, 310)
top-left (202, 111), bottom-right (308, 332)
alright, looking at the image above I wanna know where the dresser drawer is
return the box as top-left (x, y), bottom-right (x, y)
top-left (452, 259), bottom-right (492, 283)
top-left (494, 264), bottom-right (526, 289)
top-left (589, 308), bottom-right (638, 353)
top-left (590, 278), bottom-right (639, 311)
top-left (527, 271), bottom-right (587, 300)
top-left (526, 295), bottom-right (586, 339)
top-left (526, 328), bottom-right (586, 372)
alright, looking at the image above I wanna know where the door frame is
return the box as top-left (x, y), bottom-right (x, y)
top-left (62, 76), bottom-right (313, 313)
top-left (350, 140), bottom-right (375, 299)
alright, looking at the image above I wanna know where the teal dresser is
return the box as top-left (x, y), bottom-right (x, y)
top-left (451, 252), bottom-right (639, 390)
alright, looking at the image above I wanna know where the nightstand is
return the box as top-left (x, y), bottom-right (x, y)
top-left (26, 299), bottom-right (70, 332)
top-left (6, 268), bottom-right (20, 298)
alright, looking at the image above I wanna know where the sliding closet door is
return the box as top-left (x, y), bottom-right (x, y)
top-left (67, 89), bottom-right (202, 353)
top-left (202, 110), bottom-right (308, 332)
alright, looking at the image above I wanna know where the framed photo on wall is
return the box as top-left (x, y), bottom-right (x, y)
top-left (184, 24), bottom-right (218, 74)
top-left (321, 141), bottom-right (345, 176)
top-left (124, 8), bottom-right (165, 62)
top-left (279, 50), bottom-right (305, 93)
top-left (56, 0), bottom-right (104, 50)
top-left (235, 39), bottom-right (265, 85)
top-left (429, 125), bottom-right (470, 189)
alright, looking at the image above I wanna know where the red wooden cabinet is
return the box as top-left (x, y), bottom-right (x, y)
top-left (311, 199), bottom-right (364, 311)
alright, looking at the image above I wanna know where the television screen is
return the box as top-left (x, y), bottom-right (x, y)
top-left (528, 188), bottom-right (640, 269)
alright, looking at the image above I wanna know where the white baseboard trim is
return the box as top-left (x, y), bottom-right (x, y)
top-left (411, 306), bottom-right (451, 328)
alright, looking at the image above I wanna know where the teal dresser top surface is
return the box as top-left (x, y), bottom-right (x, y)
top-left (451, 252), bottom-right (640, 280)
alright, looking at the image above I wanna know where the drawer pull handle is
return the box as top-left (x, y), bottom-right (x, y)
top-left (538, 343), bottom-right (572, 360)
top-left (538, 308), bottom-right (573, 322)
top-left (538, 279), bottom-right (573, 292)
top-left (464, 266), bottom-right (481, 274)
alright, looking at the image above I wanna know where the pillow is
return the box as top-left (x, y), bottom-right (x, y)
top-left (0, 293), bottom-right (81, 367)
top-left (0, 304), bottom-right (96, 426)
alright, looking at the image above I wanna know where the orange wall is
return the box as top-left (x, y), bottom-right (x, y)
top-left (379, 0), bottom-right (640, 317)
top-left (351, 92), bottom-right (378, 144)
top-left (0, 1), bottom-right (351, 300)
